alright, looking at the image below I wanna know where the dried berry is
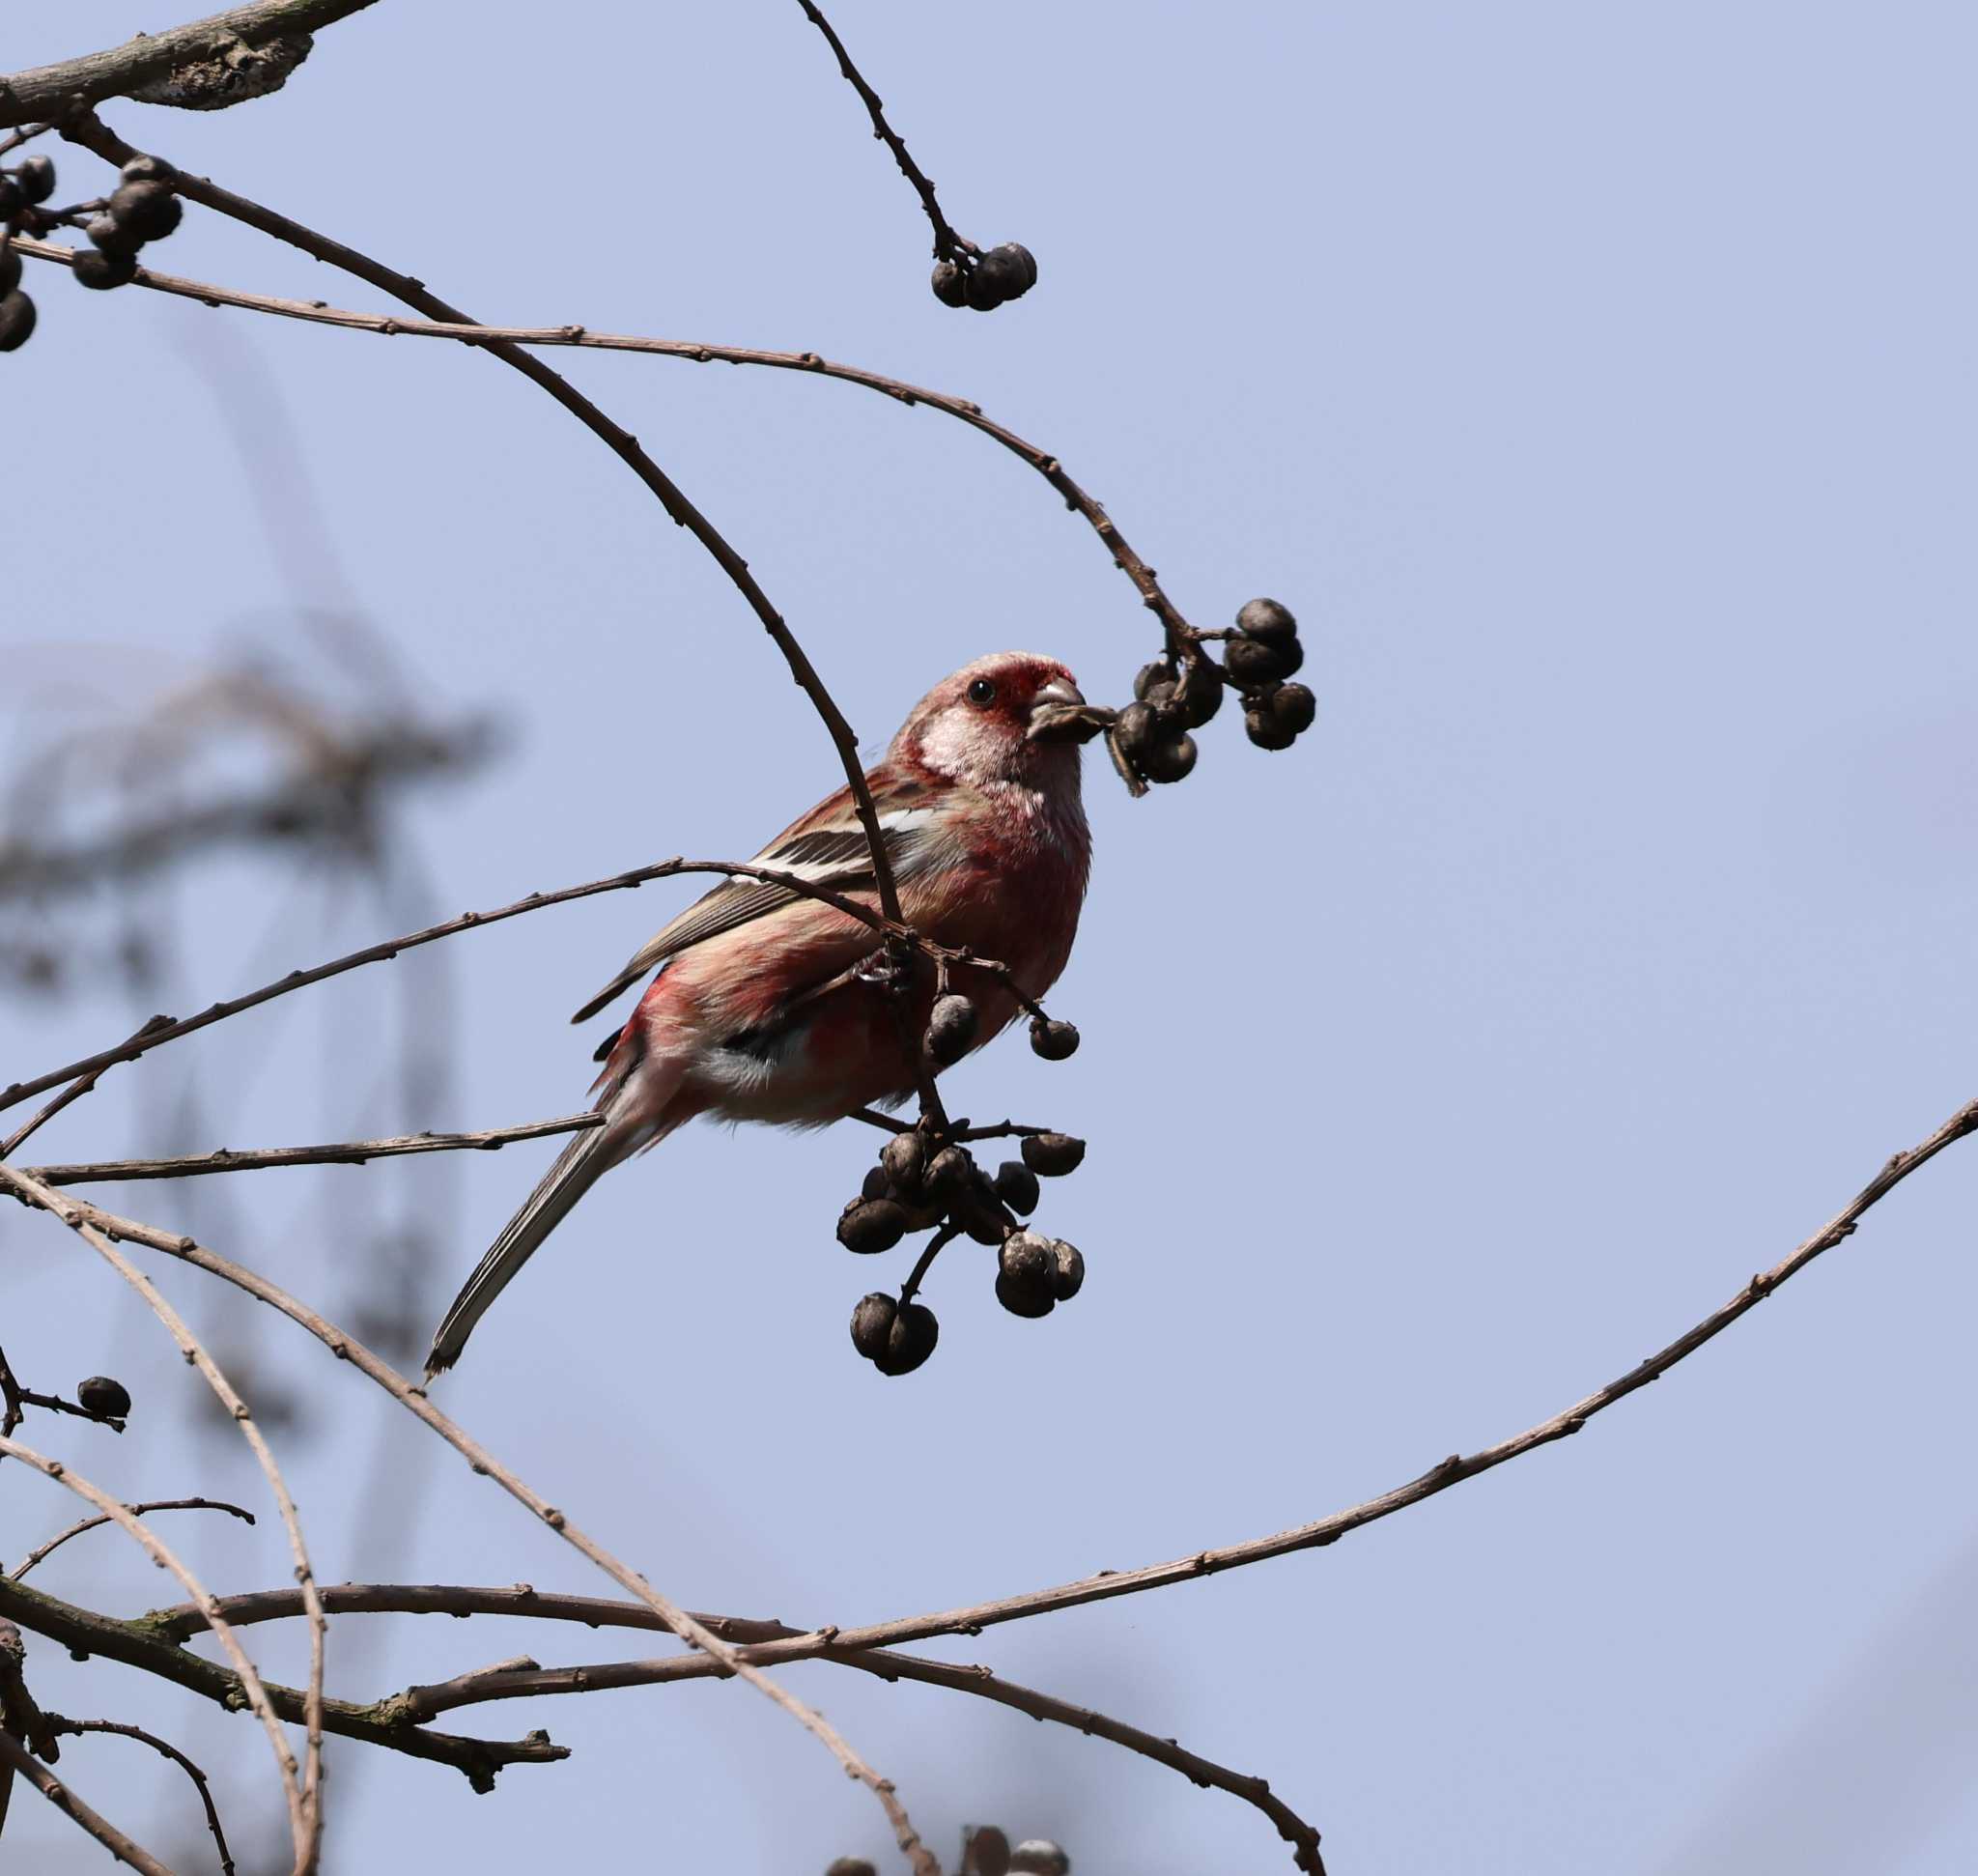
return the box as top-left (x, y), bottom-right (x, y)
top-left (0, 178), bottom-right (20, 217)
top-left (930, 259), bottom-right (967, 307)
top-left (1224, 635), bottom-right (1301, 686)
top-left (836, 1198), bottom-right (908, 1255)
top-left (996, 1231), bottom-right (1058, 1316)
top-left (1009, 1843), bottom-right (1070, 1876)
top-left (958, 1191), bottom-right (1010, 1245)
top-left (0, 291), bottom-right (37, 354)
top-left (924, 1144), bottom-right (973, 1198)
top-left (974, 244), bottom-right (1031, 304)
top-left (1021, 1131), bottom-right (1086, 1177)
top-left (72, 249), bottom-right (137, 291)
top-left (0, 249), bottom-right (18, 298)
top-left (925, 993), bottom-right (979, 1066)
top-left (880, 1129), bottom-right (930, 1199)
top-left (964, 265), bottom-right (1005, 312)
top-left (993, 1159), bottom-right (1040, 1214)
top-left (14, 156), bottom-right (55, 206)
top-left (1171, 655), bottom-right (1226, 726)
top-left (1244, 706), bottom-right (1297, 752)
top-left (1029, 1016), bottom-right (1080, 1061)
top-left (860, 1164), bottom-right (891, 1203)
top-left (875, 1300), bottom-right (938, 1375)
top-left (963, 1827), bottom-right (1012, 1876)
top-left (1134, 658), bottom-right (1175, 702)
top-left (1235, 597), bottom-right (1298, 644)
top-left (86, 214), bottom-right (143, 259)
top-left (829, 1862), bottom-right (880, 1876)
top-left (849, 1292), bottom-right (896, 1360)
top-left (1111, 700), bottom-right (1158, 762)
top-left (108, 181), bottom-right (182, 242)
top-left (1003, 242), bottom-right (1038, 291)
top-left (120, 156), bottom-right (176, 185)
top-left (1138, 729), bottom-right (1198, 784)
top-left (76, 1376), bottom-right (131, 1418)
top-left (1051, 1239), bottom-right (1085, 1301)
top-left (1267, 680), bottom-right (1316, 735)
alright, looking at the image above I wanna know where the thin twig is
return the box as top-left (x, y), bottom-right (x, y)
top-left (48, 1718), bottom-right (235, 1876)
top-left (61, 115), bottom-right (910, 940)
top-left (33, 1190), bottom-right (943, 1875)
top-left (0, 1015), bottom-right (176, 1159)
top-left (0, 1570), bottom-right (567, 1787)
top-left (0, 1436), bottom-right (306, 1862)
top-left (793, 0), bottom-right (970, 261)
top-left (13, 1498), bottom-right (257, 1581)
top-left (0, 1727), bottom-right (177, 1876)
top-left (10, 233), bottom-right (1199, 655)
top-left (0, 0), bottom-right (380, 128)
top-left (0, 1165), bottom-right (326, 1869)
top-left (26, 1113), bottom-right (605, 1187)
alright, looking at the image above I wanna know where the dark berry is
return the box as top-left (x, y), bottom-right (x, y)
top-left (1134, 658), bottom-right (1176, 702)
top-left (14, 156), bottom-right (55, 206)
top-left (1111, 700), bottom-right (1158, 762)
top-left (964, 266), bottom-right (1006, 311)
top-left (995, 1232), bottom-right (1058, 1316)
top-left (836, 1198), bottom-right (908, 1255)
top-left (1029, 1016), bottom-right (1080, 1061)
top-left (1138, 729), bottom-right (1198, 784)
top-left (72, 249), bottom-right (137, 291)
top-left (860, 1164), bottom-right (891, 1202)
top-left (849, 1292), bottom-right (896, 1360)
top-left (875, 1300), bottom-right (938, 1375)
top-left (1021, 1131), bottom-right (1086, 1177)
top-left (925, 993), bottom-right (978, 1066)
top-left (108, 182), bottom-right (181, 242)
top-left (1224, 635), bottom-right (1299, 686)
top-left (1268, 681), bottom-right (1316, 735)
top-left (86, 214), bottom-right (143, 259)
top-left (958, 1191), bottom-right (1010, 1245)
top-left (974, 245), bottom-right (1031, 303)
top-left (1171, 655), bottom-right (1226, 726)
top-left (829, 1862), bottom-right (880, 1876)
top-left (0, 248), bottom-right (17, 298)
top-left (1051, 1240), bottom-right (1086, 1301)
top-left (930, 260), bottom-right (967, 307)
top-left (0, 291), bottom-right (37, 354)
top-left (993, 1160), bottom-right (1040, 1214)
top-left (964, 1827), bottom-right (1012, 1876)
top-left (880, 1129), bottom-right (929, 1199)
top-left (1235, 597), bottom-right (1299, 645)
top-left (924, 1144), bottom-right (973, 1198)
top-left (76, 1376), bottom-right (131, 1418)
top-left (120, 156), bottom-right (176, 185)
top-left (0, 178), bottom-right (20, 217)
top-left (1244, 706), bottom-right (1297, 752)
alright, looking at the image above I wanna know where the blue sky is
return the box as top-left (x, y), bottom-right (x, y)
top-left (4, 4), bottom-right (1976, 1871)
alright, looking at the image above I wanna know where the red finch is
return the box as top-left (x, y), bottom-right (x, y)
top-left (426, 652), bottom-right (1092, 1376)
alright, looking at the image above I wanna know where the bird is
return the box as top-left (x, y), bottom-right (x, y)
top-left (424, 651), bottom-right (1094, 1378)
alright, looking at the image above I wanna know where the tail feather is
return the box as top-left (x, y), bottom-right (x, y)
top-left (425, 1121), bottom-right (628, 1379)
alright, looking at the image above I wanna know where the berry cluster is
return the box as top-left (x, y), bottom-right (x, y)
top-left (0, 148), bottom-right (187, 355)
top-left (839, 1125), bottom-right (1088, 1377)
top-left (1105, 595), bottom-right (1314, 788)
top-left (930, 242), bottom-right (1037, 312)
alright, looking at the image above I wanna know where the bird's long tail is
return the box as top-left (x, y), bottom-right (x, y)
top-left (425, 1116), bottom-right (635, 1379)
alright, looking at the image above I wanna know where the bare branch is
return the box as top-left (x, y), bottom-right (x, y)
top-left (0, 1727), bottom-right (178, 1876)
top-left (0, 1165), bottom-right (326, 1869)
top-left (0, 1572), bottom-right (567, 1787)
top-left (62, 114), bottom-right (911, 939)
top-left (28, 1190), bottom-right (943, 1875)
top-left (0, 1015), bottom-right (176, 1159)
top-left (11, 233), bottom-right (1198, 657)
top-left (793, 1), bottom-right (969, 261)
top-left (0, 1), bottom-right (380, 128)
top-left (0, 1437), bottom-right (306, 1862)
top-left (46, 1718), bottom-right (236, 1876)
top-left (14, 1498), bottom-right (257, 1581)
top-left (27, 1113), bottom-right (605, 1187)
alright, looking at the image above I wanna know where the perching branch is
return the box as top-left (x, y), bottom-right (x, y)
top-left (44, 1718), bottom-right (236, 1876)
top-left (13, 1497), bottom-right (257, 1581)
top-left (0, 0), bottom-right (381, 128)
top-left (0, 1726), bottom-right (177, 1876)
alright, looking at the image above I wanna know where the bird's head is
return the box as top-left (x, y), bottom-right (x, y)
top-left (891, 652), bottom-right (1090, 789)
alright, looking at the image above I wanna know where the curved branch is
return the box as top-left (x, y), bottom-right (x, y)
top-left (47, 1718), bottom-right (236, 1876)
top-left (0, 0), bottom-right (380, 129)
top-left (14, 1497), bottom-right (256, 1580)
top-left (26, 1113), bottom-right (604, 1187)
top-left (61, 113), bottom-right (908, 940)
top-left (0, 1727), bottom-right (176, 1876)
top-left (0, 1572), bottom-right (567, 1788)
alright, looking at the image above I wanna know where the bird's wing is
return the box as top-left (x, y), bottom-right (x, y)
top-left (570, 782), bottom-right (946, 1024)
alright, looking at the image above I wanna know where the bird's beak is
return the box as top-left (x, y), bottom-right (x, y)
top-left (1027, 677), bottom-right (1103, 743)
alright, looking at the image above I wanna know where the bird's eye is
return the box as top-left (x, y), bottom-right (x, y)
top-left (967, 677), bottom-right (997, 707)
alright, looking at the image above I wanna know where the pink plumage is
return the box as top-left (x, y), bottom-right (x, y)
top-left (426, 652), bottom-right (1092, 1376)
